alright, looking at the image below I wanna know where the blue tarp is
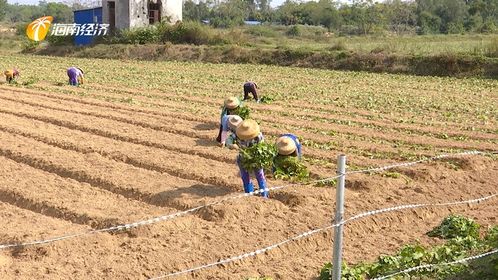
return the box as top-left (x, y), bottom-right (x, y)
top-left (73, 7), bottom-right (103, 46)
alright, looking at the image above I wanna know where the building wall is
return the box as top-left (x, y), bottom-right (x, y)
top-left (74, 7), bottom-right (103, 46)
top-left (102, 0), bottom-right (131, 30)
top-left (102, 0), bottom-right (182, 30)
top-left (129, 0), bottom-right (149, 28)
top-left (162, 0), bottom-right (182, 23)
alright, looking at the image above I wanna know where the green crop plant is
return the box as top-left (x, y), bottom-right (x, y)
top-left (427, 215), bottom-right (480, 240)
top-left (273, 155), bottom-right (310, 182)
top-left (239, 142), bottom-right (277, 171)
top-left (319, 215), bottom-right (496, 280)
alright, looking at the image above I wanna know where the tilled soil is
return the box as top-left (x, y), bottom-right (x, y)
top-left (0, 85), bottom-right (496, 280)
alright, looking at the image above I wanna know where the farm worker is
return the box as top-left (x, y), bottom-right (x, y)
top-left (236, 119), bottom-right (268, 198)
top-left (67, 67), bottom-right (84, 86)
top-left (220, 115), bottom-right (243, 149)
top-left (276, 134), bottom-right (302, 159)
top-left (216, 97), bottom-right (243, 143)
top-left (4, 68), bottom-right (20, 84)
top-left (243, 81), bottom-right (260, 103)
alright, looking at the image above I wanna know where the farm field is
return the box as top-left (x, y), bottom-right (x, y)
top-left (0, 54), bottom-right (497, 279)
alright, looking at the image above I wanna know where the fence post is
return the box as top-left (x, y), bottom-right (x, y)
top-left (332, 154), bottom-right (346, 280)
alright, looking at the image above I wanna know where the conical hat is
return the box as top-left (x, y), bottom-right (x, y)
top-left (236, 120), bottom-right (260, 141)
top-left (224, 97), bottom-right (240, 110)
top-left (276, 136), bottom-right (297, 155)
top-left (228, 115), bottom-right (243, 130)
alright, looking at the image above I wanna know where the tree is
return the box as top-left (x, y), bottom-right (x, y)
top-left (40, 1), bottom-right (73, 23)
top-left (0, 0), bottom-right (7, 21)
top-left (210, 0), bottom-right (246, 27)
top-left (183, 0), bottom-right (212, 21)
top-left (384, 0), bottom-right (417, 34)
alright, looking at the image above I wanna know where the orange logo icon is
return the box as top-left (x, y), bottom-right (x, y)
top-left (26, 16), bottom-right (54, 41)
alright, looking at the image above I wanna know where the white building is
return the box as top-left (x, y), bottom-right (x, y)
top-left (102, 0), bottom-right (183, 30)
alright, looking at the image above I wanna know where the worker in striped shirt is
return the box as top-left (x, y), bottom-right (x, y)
top-left (219, 115), bottom-right (242, 149)
top-left (235, 120), bottom-right (268, 198)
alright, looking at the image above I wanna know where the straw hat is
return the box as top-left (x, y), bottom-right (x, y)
top-left (236, 120), bottom-right (260, 141)
top-left (276, 136), bottom-right (297, 155)
top-left (228, 115), bottom-right (243, 130)
top-left (224, 97), bottom-right (240, 110)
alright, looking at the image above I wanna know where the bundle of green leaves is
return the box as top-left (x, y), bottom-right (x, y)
top-left (427, 215), bottom-right (480, 239)
top-left (273, 155), bottom-right (310, 181)
top-left (239, 142), bottom-right (277, 171)
top-left (232, 105), bottom-right (250, 120)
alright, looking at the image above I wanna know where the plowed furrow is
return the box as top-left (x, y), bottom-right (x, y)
top-left (0, 130), bottom-right (243, 210)
top-left (0, 104), bottom-right (240, 188)
top-left (0, 202), bottom-right (87, 242)
top-left (10, 87), bottom-right (495, 153)
top-left (0, 156), bottom-right (167, 229)
top-left (19, 84), bottom-right (498, 145)
top-left (0, 92), bottom-right (461, 163)
top-left (83, 83), bottom-right (498, 134)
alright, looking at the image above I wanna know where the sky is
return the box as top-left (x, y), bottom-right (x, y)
top-left (6, 0), bottom-right (373, 8)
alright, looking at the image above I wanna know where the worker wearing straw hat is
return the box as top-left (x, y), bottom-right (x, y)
top-left (276, 134), bottom-right (302, 159)
top-left (4, 68), bottom-right (20, 84)
top-left (220, 115), bottom-right (243, 149)
top-left (236, 119), bottom-right (268, 198)
top-left (216, 97), bottom-right (243, 143)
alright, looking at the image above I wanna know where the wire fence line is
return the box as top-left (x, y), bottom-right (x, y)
top-left (0, 150), bottom-right (492, 250)
top-left (371, 248), bottom-right (498, 280)
top-left (0, 179), bottom-right (334, 250)
top-left (149, 191), bottom-right (498, 279)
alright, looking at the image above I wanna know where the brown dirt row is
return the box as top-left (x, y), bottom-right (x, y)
top-left (0, 100), bottom-right (241, 189)
top-left (1, 88), bottom-right (481, 164)
top-left (0, 109), bottom-right (314, 210)
top-left (83, 82), bottom-right (498, 134)
top-left (0, 89), bottom-right (399, 168)
top-left (0, 128), bottom-right (246, 212)
top-left (7, 84), bottom-right (496, 148)
top-left (0, 122), bottom-right (496, 279)
top-left (0, 156), bottom-right (168, 229)
top-left (13, 84), bottom-right (497, 152)
top-left (30, 81), bottom-right (498, 140)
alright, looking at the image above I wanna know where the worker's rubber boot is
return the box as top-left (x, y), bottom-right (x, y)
top-left (244, 182), bottom-right (254, 194)
top-left (257, 180), bottom-right (268, 198)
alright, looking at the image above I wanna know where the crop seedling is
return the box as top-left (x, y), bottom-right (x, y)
top-left (259, 95), bottom-right (276, 104)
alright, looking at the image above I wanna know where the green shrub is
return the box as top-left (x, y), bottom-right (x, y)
top-left (245, 25), bottom-right (279, 37)
top-left (21, 39), bottom-right (39, 52)
top-left (328, 39), bottom-right (347, 51)
top-left (15, 22), bottom-right (29, 36)
top-left (286, 25), bottom-right (301, 37)
top-left (485, 38), bottom-right (498, 58)
top-left (46, 34), bottom-right (73, 46)
top-left (479, 20), bottom-right (497, 33)
top-left (427, 215), bottom-right (480, 240)
top-left (121, 27), bottom-right (160, 44)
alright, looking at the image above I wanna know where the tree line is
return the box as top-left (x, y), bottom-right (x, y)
top-left (184, 0), bottom-right (498, 34)
top-left (1, 0), bottom-right (497, 35)
top-left (0, 0), bottom-right (86, 24)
